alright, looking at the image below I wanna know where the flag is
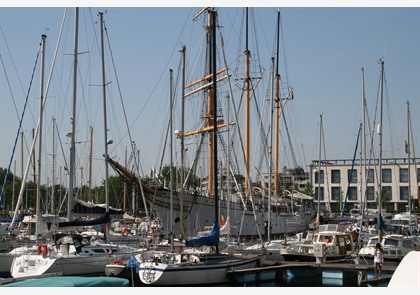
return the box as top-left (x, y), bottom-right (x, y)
top-left (127, 255), bottom-right (140, 273)
top-left (405, 140), bottom-right (409, 154)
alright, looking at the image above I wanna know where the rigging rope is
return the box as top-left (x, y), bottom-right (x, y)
top-left (0, 47), bottom-right (40, 208)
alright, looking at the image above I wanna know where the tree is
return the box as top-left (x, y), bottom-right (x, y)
top-left (376, 187), bottom-right (392, 210)
top-left (0, 167), bottom-right (24, 211)
top-left (160, 165), bottom-right (200, 190)
top-left (304, 182), bottom-right (314, 197)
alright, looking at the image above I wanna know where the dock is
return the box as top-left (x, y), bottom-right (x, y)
top-left (227, 260), bottom-right (397, 286)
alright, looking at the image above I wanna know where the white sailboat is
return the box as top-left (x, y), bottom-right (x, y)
top-left (10, 232), bottom-right (143, 278)
top-left (138, 223), bottom-right (262, 286)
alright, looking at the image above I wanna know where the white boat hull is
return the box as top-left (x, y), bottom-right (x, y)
top-left (10, 253), bottom-right (114, 278)
top-left (149, 188), bottom-right (315, 237)
top-left (138, 254), bottom-right (261, 286)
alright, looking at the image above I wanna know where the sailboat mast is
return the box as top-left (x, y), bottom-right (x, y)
top-left (123, 146), bottom-right (127, 211)
top-left (36, 33), bottom-right (46, 238)
top-left (180, 46), bottom-right (186, 239)
top-left (378, 58), bottom-right (384, 242)
top-left (169, 68), bottom-right (174, 252)
top-left (317, 114), bottom-right (322, 226)
top-left (99, 11), bottom-right (109, 213)
top-left (358, 67), bottom-right (367, 248)
top-left (68, 7), bottom-right (79, 221)
top-left (274, 10), bottom-right (281, 195)
top-left (51, 116), bottom-right (56, 213)
top-left (32, 129), bottom-right (36, 213)
top-left (359, 69), bottom-right (364, 215)
top-left (361, 67), bottom-right (367, 218)
top-left (245, 7), bottom-right (251, 196)
top-left (268, 56), bottom-right (275, 242)
top-left (406, 100), bottom-right (411, 219)
top-left (88, 126), bottom-right (93, 202)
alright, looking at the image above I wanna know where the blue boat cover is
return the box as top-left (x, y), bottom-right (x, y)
top-left (185, 220), bottom-right (219, 247)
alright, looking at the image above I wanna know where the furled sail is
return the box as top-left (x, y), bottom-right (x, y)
top-left (185, 220), bottom-right (219, 247)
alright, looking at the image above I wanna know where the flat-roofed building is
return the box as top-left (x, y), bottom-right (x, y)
top-left (309, 157), bottom-right (420, 214)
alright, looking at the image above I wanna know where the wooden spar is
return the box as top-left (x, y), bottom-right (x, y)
top-left (184, 67), bottom-right (227, 88)
top-left (184, 74), bottom-right (229, 98)
top-left (176, 122), bottom-right (232, 138)
top-left (274, 89), bottom-right (292, 193)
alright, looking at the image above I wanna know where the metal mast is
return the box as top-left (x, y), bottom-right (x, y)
top-left (68, 8), bottom-right (79, 221)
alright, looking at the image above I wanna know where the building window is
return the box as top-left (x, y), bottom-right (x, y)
top-left (331, 187), bottom-right (341, 201)
top-left (347, 169), bottom-right (357, 183)
top-left (382, 169), bottom-right (392, 183)
top-left (331, 170), bottom-right (340, 183)
top-left (399, 168), bottom-right (408, 183)
top-left (418, 169), bottom-right (420, 182)
top-left (366, 169), bottom-right (374, 183)
top-left (366, 186), bottom-right (374, 201)
top-left (315, 170), bottom-right (324, 184)
top-left (348, 187), bottom-right (357, 201)
top-left (399, 186), bottom-right (409, 201)
top-left (314, 187), bottom-right (324, 201)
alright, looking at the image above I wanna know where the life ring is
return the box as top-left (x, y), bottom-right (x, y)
top-left (37, 244), bottom-right (48, 256)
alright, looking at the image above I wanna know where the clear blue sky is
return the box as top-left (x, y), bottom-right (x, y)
top-left (1, 2), bottom-right (419, 189)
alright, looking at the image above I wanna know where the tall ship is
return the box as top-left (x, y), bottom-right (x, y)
top-left (107, 8), bottom-right (315, 239)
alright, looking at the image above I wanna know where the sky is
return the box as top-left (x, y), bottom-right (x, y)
top-left (1, 1), bottom-right (420, 190)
